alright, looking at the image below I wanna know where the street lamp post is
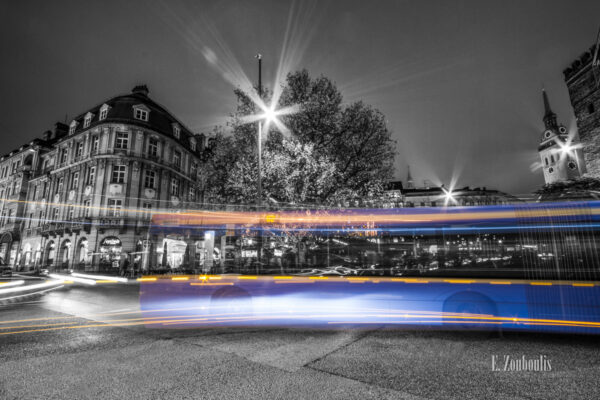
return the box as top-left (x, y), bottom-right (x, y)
top-left (255, 54), bottom-right (263, 267)
top-left (256, 53), bottom-right (263, 208)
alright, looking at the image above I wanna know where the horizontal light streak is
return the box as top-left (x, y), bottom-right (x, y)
top-left (137, 275), bottom-right (600, 287)
top-left (0, 280), bottom-right (25, 288)
top-left (0, 279), bottom-right (63, 295)
top-left (49, 274), bottom-right (96, 286)
top-left (72, 272), bottom-right (128, 283)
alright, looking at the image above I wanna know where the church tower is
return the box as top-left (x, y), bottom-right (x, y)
top-left (406, 165), bottom-right (414, 189)
top-left (538, 89), bottom-right (585, 184)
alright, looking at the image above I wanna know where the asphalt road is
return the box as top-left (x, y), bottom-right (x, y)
top-left (1, 282), bottom-right (599, 400)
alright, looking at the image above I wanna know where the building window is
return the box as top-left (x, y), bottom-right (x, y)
top-left (114, 132), bottom-right (129, 149)
top-left (67, 206), bottom-right (75, 221)
top-left (173, 124), bottom-right (180, 139)
top-left (148, 137), bottom-right (158, 158)
top-left (99, 104), bottom-right (109, 120)
top-left (69, 121), bottom-right (77, 135)
top-left (189, 187), bottom-right (195, 201)
top-left (142, 202), bottom-right (152, 219)
top-left (88, 166), bottom-right (96, 185)
top-left (76, 142), bottom-right (84, 158)
top-left (134, 107), bottom-right (149, 121)
top-left (71, 172), bottom-right (79, 189)
top-left (27, 213), bottom-right (33, 229)
top-left (191, 162), bottom-right (197, 177)
top-left (32, 185), bottom-right (38, 200)
top-left (53, 208), bottom-right (59, 221)
top-left (190, 139), bottom-right (196, 151)
top-left (60, 148), bottom-right (68, 164)
top-left (91, 136), bottom-right (99, 153)
top-left (83, 199), bottom-right (91, 218)
top-left (107, 199), bottom-right (122, 217)
top-left (550, 154), bottom-right (555, 163)
top-left (171, 178), bottom-right (180, 196)
top-left (544, 157), bottom-right (548, 166)
top-left (589, 103), bottom-right (596, 115)
top-left (7, 209), bottom-right (13, 223)
top-left (112, 165), bottom-right (126, 183)
top-left (173, 150), bottom-right (181, 169)
top-left (57, 177), bottom-right (64, 193)
top-left (83, 113), bottom-right (93, 128)
top-left (144, 170), bottom-right (155, 189)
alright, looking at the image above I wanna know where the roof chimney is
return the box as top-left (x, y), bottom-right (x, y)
top-left (54, 122), bottom-right (69, 139)
top-left (132, 84), bottom-right (149, 96)
top-left (41, 130), bottom-right (53, 141)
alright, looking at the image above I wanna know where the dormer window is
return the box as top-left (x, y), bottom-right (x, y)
top-left (83, 112), bottom-right (94, 128)
top-left (99, 104), bottom-right (110, 120)
top-left (133, 104), bottom-right (150, 121)
top-left (69, 120), bottom-right (78, 135)
top-left (172, 123), bottom-right (181, 139)
top-left (190, 138), bottom-right (196, 151)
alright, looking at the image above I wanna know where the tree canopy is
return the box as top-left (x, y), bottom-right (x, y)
top-left (201, 69), bottom-right (396, 207)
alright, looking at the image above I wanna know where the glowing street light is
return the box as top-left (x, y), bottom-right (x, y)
top-left (441, 186), bottom-right (456, 207)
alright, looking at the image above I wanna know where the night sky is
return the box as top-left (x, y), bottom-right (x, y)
top-left (1, 0), bottom-right (599, 196)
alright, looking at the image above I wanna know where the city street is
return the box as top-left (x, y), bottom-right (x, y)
top-left (1, 282), bottom-right (599, 400)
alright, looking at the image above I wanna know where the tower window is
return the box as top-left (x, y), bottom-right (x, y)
top-left (589, 103), bottom-right (596, 115)
top-left (550, 155), bottom-right (555, 163)
top-left (545, 157), bottom-right (548, 166)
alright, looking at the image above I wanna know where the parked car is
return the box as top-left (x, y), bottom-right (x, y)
top-left (1, 266), bottom-right (12, 277)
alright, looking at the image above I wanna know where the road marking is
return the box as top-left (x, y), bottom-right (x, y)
top-left (489, 281), bottom-right (512, 285)
top-left (530, 282), bottom-right (552, 286)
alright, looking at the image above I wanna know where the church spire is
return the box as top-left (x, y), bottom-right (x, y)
top-left (406, 165), bottom-right (414, 189)
top-left (542, 88), bottom-right (558, 130)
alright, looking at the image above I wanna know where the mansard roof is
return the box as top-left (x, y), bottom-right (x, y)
top-left (67, 85), bottom-right (199, 152)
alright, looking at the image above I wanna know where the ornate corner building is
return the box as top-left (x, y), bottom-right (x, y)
top-left (0, 85), bottom-right (210, 272)
top-left (563, 42), bottom-right (600, 177)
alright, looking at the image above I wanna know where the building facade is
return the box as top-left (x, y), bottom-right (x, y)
top-left (1, 85), bottom-right (210, 273)
top-left (537, 89), bottom-right (584, 184)
top-left (564, 42), bottom-right (600, 177)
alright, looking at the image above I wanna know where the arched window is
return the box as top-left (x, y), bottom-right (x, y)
top-left (545, 157), bottom-right (548, 166)
top-left (550, 155), bottom-right (554, 163)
